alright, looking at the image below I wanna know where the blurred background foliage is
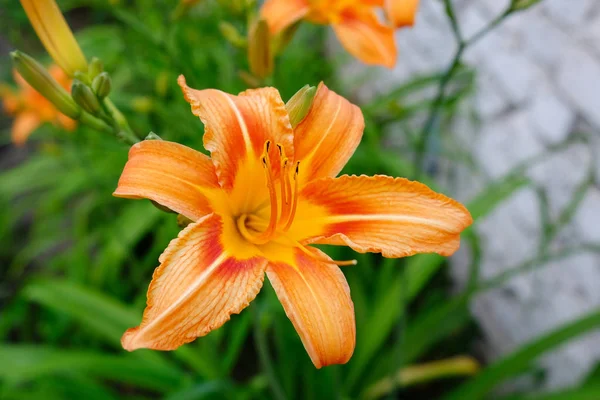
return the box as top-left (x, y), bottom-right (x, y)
top-left (0, 0), bottom-right (599, 399)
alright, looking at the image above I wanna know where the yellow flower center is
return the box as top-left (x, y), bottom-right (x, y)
top-left (236, 140), bottom-right (300, 245)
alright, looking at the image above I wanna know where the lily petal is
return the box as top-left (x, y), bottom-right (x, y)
top-left (296, 175), bottom-right (473, 258)
top-left (261, 0), bottom-right (309, 34)
top-left (385, 0), bottom-right (420, 28)
top-left (122, 213), bottom-right (267, 351)
top-left (11, 112), bottom-right (40, 146)
top-left (266, 246), bottom-right (355, 368)
top-left (294, 83), bottom-right (364, 186)
top-left (178, 75), bottom-right (294, 192)
top-left (333, 8), bottom-right (397, 68)
top-left (114, 140), bottom-right (220, 221)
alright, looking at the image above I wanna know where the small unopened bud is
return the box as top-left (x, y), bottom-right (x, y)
top-left (219, 22), bottom-right (247, 48)
top-left (248, 19), bottom-right (273, 80)
top-left (272, 21), bottom-right (300, 55)
top-left (88, 57), bottom-right (104, 79)
top-left (151, 200), bottom-right (177, 214)
top-left (145, 131), bottom-right (162, 140)
top-left (286, 85), bottom-right (317, 128)
top-left (74, 70), bottom-right (91, 85)
top-left (10, 50), bottom-right (81, 119)
top-left (71, 80), bottom-right (102, 115)
top-left (509, 0), bottom-right (542, 11)
top-left (177, 214), bottom-right (193, 228)
top-left (92, 72), bottom-right (112, 99)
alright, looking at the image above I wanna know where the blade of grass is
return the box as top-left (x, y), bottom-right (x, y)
top-left (443, 310), bottom-right (600, 400)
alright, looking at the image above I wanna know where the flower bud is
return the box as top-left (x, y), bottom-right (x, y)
top-left (74, 70), bottom-right (91, 85)
top-left (88, 57), bottom-right (104, 79)
top-left (71, 80), bottom-right (102, 115)
top-left (151, 200), bottom-right (177, 214)
top-left (219, 22), bottom-right (247, 48)
top-left (286, 85), bottom-right (317, 128)
top-left (92, 72), bottom-right (112, 99)
top-left (145, 131), bottom-right (162, 140)
top-left (10, 50), bottom-right (81, 119)
top-left (20, 0), bottom-right (88, 76)
top-left (177, 214), bottom-right (193, 228)
top-left (248, 19), bottom-right (273, 80)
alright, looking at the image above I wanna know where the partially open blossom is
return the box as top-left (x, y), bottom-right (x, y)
top-left (114, 78), bottom-right (471, 368)
top-left (1, 66), bottom-right (76, 146)
top-left (20, 0), bottom-right (88, 76)
top-left (260, 0), bottom-right (420, 68)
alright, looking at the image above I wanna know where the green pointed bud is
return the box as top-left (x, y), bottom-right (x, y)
top-left (151, 200), bottom-right (177, 214)
top-left (273, 21), bottom-right (300, 55)
top-left (74, 70), bottom-right (91, 85)
top-left (219, 22), bottom-right (247, 48)
top-left (92, 72), bottom-right (112, 99)
top-left (286, 85), bottom-right (317, 128)
top-left (248, 19), bottom-right (273, 80)
top-left (71, 80), bottom-right (102, 115)
top-left (145, 131), bottom-right (162, 140)
top-left (177, 214), bottom-right (193, 228)
top-left (510, 0), bottom-right (542, 11)
top-left (88, 57), bottom-right (104, 79)
top-left (10, 50), bottom-right (81, 119)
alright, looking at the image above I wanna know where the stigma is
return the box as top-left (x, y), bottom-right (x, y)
top-left (237, 140), bottom-right (300, 245)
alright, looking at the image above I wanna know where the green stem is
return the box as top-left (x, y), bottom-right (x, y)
top-left (103, 98), bottom-right (141, 145)
top-left (413, 7), bottom-right (513, 180)
top-left (251, 304), bottom-right (287, 400)
top-left (79, 111), bottom-right (113, 134)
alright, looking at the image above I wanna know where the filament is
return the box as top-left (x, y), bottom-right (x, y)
top-left (282, 161), bottom-right (300, 231)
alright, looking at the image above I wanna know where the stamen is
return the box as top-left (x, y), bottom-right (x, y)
top-left (295, 239), bottom-right (357, 266)
top-left (283, 161), bottom-right (300, 231)
top-left (250, 142), bottom-right (278, 244)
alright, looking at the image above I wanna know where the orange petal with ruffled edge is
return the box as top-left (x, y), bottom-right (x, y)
top-left (266, 246), bottom-right (355, 368)
top-left (12, 112), bottom-right (40, 146)
top-left (292, 175), bottom-right (472, 258)
top-left (178, 75), bottom-right (294, 193)
top-left (122, 213), bottom-right (267, 351)
top-left (261, 0), bottom-right (309, 34)
top-left (385, 0), bottom-right (420, 28)
top-left (293, 83), bottom-right (364, 186)
top-left (333, 8), bottom-right (397, 68)
top-left (114, 140), bottom-right (221, 221)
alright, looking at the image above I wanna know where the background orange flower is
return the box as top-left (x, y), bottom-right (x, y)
top-left (1, 65), bottom-right (76, 145)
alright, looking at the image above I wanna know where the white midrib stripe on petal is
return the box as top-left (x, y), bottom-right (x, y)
top-left (134, 252), bottom-right (229, 342)
top-left (221, 92), bottom-right (253, 156)
top-left (322, 214), bottom-right (456, 230)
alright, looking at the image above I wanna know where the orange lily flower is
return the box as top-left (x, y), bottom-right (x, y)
top-left (1, 65), bottom-right (76, 146)
top-left (260, 0), bottom-right (420, 68)
top-left (114, 77), bottom-right (471, 368)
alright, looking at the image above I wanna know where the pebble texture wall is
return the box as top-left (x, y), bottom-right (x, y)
top-left (337, 0), bottom-right (600, 390)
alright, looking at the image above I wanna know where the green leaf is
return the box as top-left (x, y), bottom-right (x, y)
top-left (510, 0), bottom-right (543, 12)
top-left (23, 279), bottom-right (143, 347)
top-left (165, 381), bottom-right (234, 400)
top-left (0, 345), bottom-right (186, 392)
top-left (22, 279), bottom-right (218, 378)
top-left (0, 375), bottom-right (116, 400)
top-left (500, 385), bottom-right (600, 400)
top-left (444, 310), bottom-right (600, 400)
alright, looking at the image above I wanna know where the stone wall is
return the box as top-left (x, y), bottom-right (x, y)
top-left (338, 0), bottom-right (600, 390)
